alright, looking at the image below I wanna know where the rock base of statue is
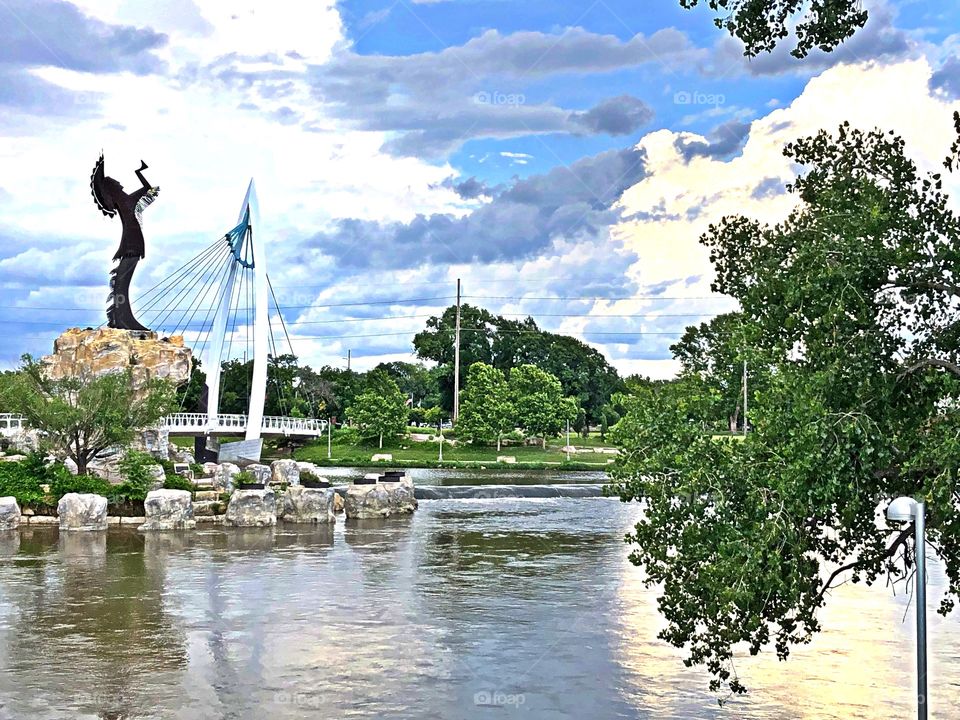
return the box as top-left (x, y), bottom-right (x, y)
top-left (42, 327), bottom-right (192, 397)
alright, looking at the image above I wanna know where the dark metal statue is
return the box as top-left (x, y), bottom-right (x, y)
top-left (89, 154), bottom-right (159, 331)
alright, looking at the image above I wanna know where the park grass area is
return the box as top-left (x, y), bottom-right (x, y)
top-left (294, 434), bottom-right (616, 470)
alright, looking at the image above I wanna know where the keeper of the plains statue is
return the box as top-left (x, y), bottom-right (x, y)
top-left (89, 153), bottom-right (159, 332)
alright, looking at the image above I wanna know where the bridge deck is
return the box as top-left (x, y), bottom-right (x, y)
top-left (0, 413), bottom-right (326, 438)
top-left (162, 413), bottom-right (327, 437)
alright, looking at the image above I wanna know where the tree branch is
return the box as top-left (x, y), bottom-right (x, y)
top-left (816, 525), bottom-right (913, 604)
top-left (898, 357), bottom-right (960, 379)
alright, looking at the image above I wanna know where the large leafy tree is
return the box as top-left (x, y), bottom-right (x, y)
top-left (415, 307), bottom-right (623, 420)
top-left (372, 361), bottom-right (442, 409)
top-left (458, 362), bottom-right (515, 451)
top-left (611, 121), bottom-right (960, 696)
top-left (677, 0), bottom-right (868, 58)
top-left (413, 304), bottom-right (496, 410)
top-left (492, 318), bottom-right (624, 424)
top-left (509, 364), bottom-right (578, 448)
top-left (671, 312), bottom-right (770, 432)
top-left (345, 376), bottom-right (408, 449)
top-left (0, 356), bottom-right (176, 475)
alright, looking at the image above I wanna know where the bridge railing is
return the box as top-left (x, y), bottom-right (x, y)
top-left (161, 413), bottom-right (326, 436)
top-left (0, 414), bottom-right (26, 437)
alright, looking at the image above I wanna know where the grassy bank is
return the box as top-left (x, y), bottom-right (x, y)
top-left (293, 435), bottom-right (616, 471)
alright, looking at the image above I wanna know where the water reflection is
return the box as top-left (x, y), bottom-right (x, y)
top-left (0, 502), bottom-right (956, 719)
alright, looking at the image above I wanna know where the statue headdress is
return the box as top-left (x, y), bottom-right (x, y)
top-left (90, 153), bottom-right (116, 217)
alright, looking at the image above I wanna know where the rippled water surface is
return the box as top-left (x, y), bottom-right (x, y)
top-left (319, 465), bottom-right (609, 485)
top-left (0, 498), bottom-right (958, 719)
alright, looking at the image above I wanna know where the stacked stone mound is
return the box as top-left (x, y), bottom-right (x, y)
top-left (42, 328), bottom-right (191, 398)
top-left (344, 477), bottom-right (417, 519)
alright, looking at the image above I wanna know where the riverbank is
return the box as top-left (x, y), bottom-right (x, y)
top-left (291, 434), bottom-right (618, 471)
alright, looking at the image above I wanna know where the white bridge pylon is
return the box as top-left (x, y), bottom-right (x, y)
top-left (204, 180), bottom-right (270, 443)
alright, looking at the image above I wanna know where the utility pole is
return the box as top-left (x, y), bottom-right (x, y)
top-left (453, 278), bottom-right (462, 424)
top-left (566, 419), bottom-right (571, 461)
top-left (439, 420), bottom-right (444, 462)
top-left (327, 417), bottom-right (332, 460)
top-left (742, 359), bottom-right (748, 437)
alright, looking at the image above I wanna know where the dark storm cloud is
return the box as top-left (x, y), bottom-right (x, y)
top-left (751, 176), bottom-right (786, 200)
top-left (441, 176), bottom-right (493, 200)
top-left (299, 146), bottom-right (646, 270)
top-left (1, 0), bottom-right (166, 74)
top-left (572, 95), bottom-right (654, 135)
top-left (930, 55), bottom-right (960, 99)
top-left (675, 120), bottom-right (751, 162)
top-left (0, 0), bottom-right (166, 118)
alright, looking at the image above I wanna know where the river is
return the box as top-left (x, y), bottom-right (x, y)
top-left (0, 497), bottom-right (957, 719)
top-left (318, 465), bottom-right (609, 485)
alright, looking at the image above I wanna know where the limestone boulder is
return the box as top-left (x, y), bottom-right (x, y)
top-left (146, 464), bottom-right (167, 491)
top-left (141, 489), bottom-right (196, 531)
top-left (247, 463), bottom-right (272, 485)
top-left (344, 478), bottom-right (417, 519)
top-left (213, 462), bottom-right (240, 492)
top-left (281, 486), bottom-right (335, 524)
top-left (58, 493), bottom-right (108, 531)
top-left (0, 496), bottom-right (21, 530)
top-left (135, 427), bottom-right (170, 461)
top-left (271, 459), bottom-right (300, 486)
top-left (224, 488), bottom-right (277, 527)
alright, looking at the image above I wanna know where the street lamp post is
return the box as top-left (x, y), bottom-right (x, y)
top-left (886, 497), bottom-right (928, 720)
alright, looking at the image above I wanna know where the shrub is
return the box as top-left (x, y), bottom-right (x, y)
top-left (49, 472), bottom-right (113, 500)
top-left (234, 470), bottom-right (259, 487)
top-left (111, 450), bottom-right (159, 502)
top-left (163, 475), bottom-right (195, 492)
top-left (332, 426), bottom-right (361, 445)
top-left (0, 453), bottom-right (55, 505)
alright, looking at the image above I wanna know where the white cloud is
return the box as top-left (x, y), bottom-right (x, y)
top-left (607, 57), bottom-right (960, 377)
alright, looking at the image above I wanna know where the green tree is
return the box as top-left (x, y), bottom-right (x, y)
top-left (509, 364), bottom-right (578, 448)
top-left (610, 121), bottom-right (960, 697)
top-left (0, 356), bottom-right (176, 475)
top-left (491, 318), bottom-right (624, 425)
top-left (677, 0), bottom-right (867, 58)
top-left (413, 304), bottom-right (496, 411)
top-left (345, 377), bottom-right (408, 449)
top-left (671, 312), bottom-right (769, 432)
top-left (458, 362), bottom-right (515, 451)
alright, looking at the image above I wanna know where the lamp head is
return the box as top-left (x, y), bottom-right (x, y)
top-left (886, 496), bottom-right (918, 523)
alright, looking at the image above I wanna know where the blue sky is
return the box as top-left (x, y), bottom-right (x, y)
top-left (1, 0), bottom-right (959, 377)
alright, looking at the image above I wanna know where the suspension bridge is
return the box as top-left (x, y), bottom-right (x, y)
top-left (124, 179), bottom-right (325, 460)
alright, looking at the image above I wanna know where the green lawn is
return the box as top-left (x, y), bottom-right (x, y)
top-left (295, 434), bottom-right (616, 470)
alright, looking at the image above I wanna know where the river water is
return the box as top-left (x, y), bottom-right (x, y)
top-left (0, 498), bottom-right (958, 719)
top-left (319, 465), bottom-right (609, 485)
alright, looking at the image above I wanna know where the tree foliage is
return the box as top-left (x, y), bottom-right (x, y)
top-left (0, 356), bottom-right (176, 475)
top-left (677, 0), bottom-right (868, 58)
top-left (414, 305), bottom-right (622, 422)
top-left (345, 376), bottom-right (409, 448)
top-left (458, 362), bottom-right (514, 450)
top-left (610, 121), bottom-right (960, 696)
top-left (509, 364), bottom-right (578, 448)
